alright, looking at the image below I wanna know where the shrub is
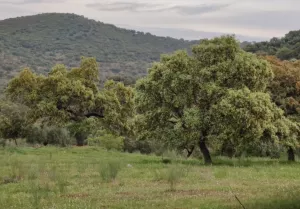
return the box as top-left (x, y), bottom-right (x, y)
top-left (88, 134), bottom-right (124, 151)
top-left (46, 127), bottom-right (72, 147)
top-left (26, 126), bottom-right (47, 144)
top-left (136, 140), bottom-right (152, 154)
top-left (26, 126), bottom-right (73, 147)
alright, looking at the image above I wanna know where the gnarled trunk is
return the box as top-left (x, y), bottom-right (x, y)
top-left (288, 147), bottom-right (295, 162)
top-left (199, 134), bottom-right (212, 165)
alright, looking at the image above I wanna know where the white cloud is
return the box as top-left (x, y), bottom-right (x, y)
top-left (0, 0), bottom-right (299, 40)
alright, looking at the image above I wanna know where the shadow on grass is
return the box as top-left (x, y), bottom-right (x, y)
top-left (212, 157), bottom-right (300, 167)
top-left (135, 156), bottom-right (300, 168)
top-left (236, 189), bottom-right (300, 209)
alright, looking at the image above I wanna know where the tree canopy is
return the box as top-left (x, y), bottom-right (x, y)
top-left (6, 57), bottom-right (135, 145)
top-left (243, 30), bottom-right (300, 60)
top-left (135, 36), bottom-right (299, 164)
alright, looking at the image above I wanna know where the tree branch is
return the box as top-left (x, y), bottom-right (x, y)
top-left (84, 112), bottom-right (104, 118)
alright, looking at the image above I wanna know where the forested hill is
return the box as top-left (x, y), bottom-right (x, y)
top-left (243, 30), bottom-right (300, 60)
top-left (0, 13), bottom-right (198, 88)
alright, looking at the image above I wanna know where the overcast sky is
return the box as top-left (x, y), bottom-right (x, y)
top-left (0, 0), bottom-right (299, 41)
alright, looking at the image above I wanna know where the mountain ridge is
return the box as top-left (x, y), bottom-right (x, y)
top-left (0, 13), bottom-right (198, 89)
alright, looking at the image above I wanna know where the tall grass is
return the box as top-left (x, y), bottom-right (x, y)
top-left (99, 160), bottom-right (121, 182)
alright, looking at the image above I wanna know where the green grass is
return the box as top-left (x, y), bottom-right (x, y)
top-left (0, 147), bottom-right (300, 209)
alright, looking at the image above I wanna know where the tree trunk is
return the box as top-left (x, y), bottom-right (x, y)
top-left (75, 133), bottom-right (86, 146)
top-left (186, 146), bottom-right (195, 158)
top-left (288, 147), bottom-right (295, 162)
top-left (199, 139), bottom-right (212, 165)
top-left (14, 138), bottom-right (18, 146)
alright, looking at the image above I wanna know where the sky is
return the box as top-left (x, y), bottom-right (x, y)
top-left (0, 0), bottom-right (299, 41)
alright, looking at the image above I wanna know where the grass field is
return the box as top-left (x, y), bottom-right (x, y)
top-left (0, 147), bottom-right (300, 209)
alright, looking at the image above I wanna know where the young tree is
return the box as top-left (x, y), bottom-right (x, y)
top-left (135, 36), bottom-right (298, 164)
top-left (6, 57), bottom-right (134, 145)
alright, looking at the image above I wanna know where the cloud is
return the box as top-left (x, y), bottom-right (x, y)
top-left (0, 0), bottom-right (299, 40)
top-left (0, 0), bottom-right (66, 5)
top-left (86, 1), bottom-right (231, 16)
top-left (86, 2), bottom-right (159, 12)
top-left (171, 4), bottom-right (231, 15)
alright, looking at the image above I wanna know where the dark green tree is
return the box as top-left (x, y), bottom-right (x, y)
top-left (0, 101), bottom-right (28, 145)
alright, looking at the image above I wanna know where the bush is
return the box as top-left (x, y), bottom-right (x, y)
top-left (26, 126), bottom-right (47, 144)
top-left (46, 127), bottom-right (72, 147)
top-left (136, 140), bottom-right (152, 154)
top-left (88, 134), bottom-right (124, 151)
top-left (26, 126), bottom-right (73, 147)
top-left (123, 137), bottom-right (137, 153)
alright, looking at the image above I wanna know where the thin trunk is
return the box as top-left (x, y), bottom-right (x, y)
top-left (14, 139), bottom-right (18, 146)
top-left (186, 146), bottom-right (195, 158)
top-left (288, 147), bottom-right (295, 161)
top-left (199, 137), bottom-right (212, 165)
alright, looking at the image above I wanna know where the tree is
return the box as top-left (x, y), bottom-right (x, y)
top-left (6, 57), bottom-right (134, 145)
top-left (135, 36), bottom-right (297, 164)
top-left (276, 47), bottom-right (294, 60)
top-left (0, 101), bottom-right (28, 145)
top-left (212, 88), bottom-right (298, 158)
top-left (263, 56), bottom-right (300, 160)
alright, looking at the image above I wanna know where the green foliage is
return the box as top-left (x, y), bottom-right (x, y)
top-left (135, 35), bottom-right (298, 164)
top-left (26, 125), bottom-right (73, 147)
top-left (45, 127), bottom-right (73, 147)
top-left (100, 80), bottom-right (135, 137)
top-left (6, 58), bottom-right (135, 144)
top-left (263, 56), bottom-right (300, 119)
top-left (0, 13), bottom-right (197, 90)
top-left (0, 101), bottom-right (28, 144)
top-left (243, 30), bottom-right (300, 60)
top-left (26, 126), bottom-right (47, 144)
top-left (212, 88), bottom-right (298, 150)
top-left (88, 134), bottom-right (124, 151)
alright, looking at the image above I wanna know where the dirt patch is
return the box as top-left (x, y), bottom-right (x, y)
top-left (116, 191), bottom-right (135, 196)
top-left (61, 193), bottom-right (89, 198)
top-left (164, 189), bottom-right (229, 197)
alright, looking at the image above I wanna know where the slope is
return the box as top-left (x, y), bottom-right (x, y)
top-left (0, 13), bottom-right (198, 89)
top-left (243, 30), bottom-right (300, 60)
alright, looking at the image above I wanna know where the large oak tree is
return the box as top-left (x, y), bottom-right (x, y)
top-left (135, 36), bottom-right (298, 164)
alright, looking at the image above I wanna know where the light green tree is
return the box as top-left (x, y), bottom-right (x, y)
top-left (6, 57), bottom-right (134, 145)
top-left (135, 36), bottom-right (299, 164)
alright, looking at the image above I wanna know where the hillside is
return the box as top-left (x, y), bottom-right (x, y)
top-left (0, 13), bottom-right (198, 89)
top-left (243, 30), bottom-right (300, 60)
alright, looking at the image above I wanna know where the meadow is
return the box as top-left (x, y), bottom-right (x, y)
top-left (0, 146), bottom-right (300, 209)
